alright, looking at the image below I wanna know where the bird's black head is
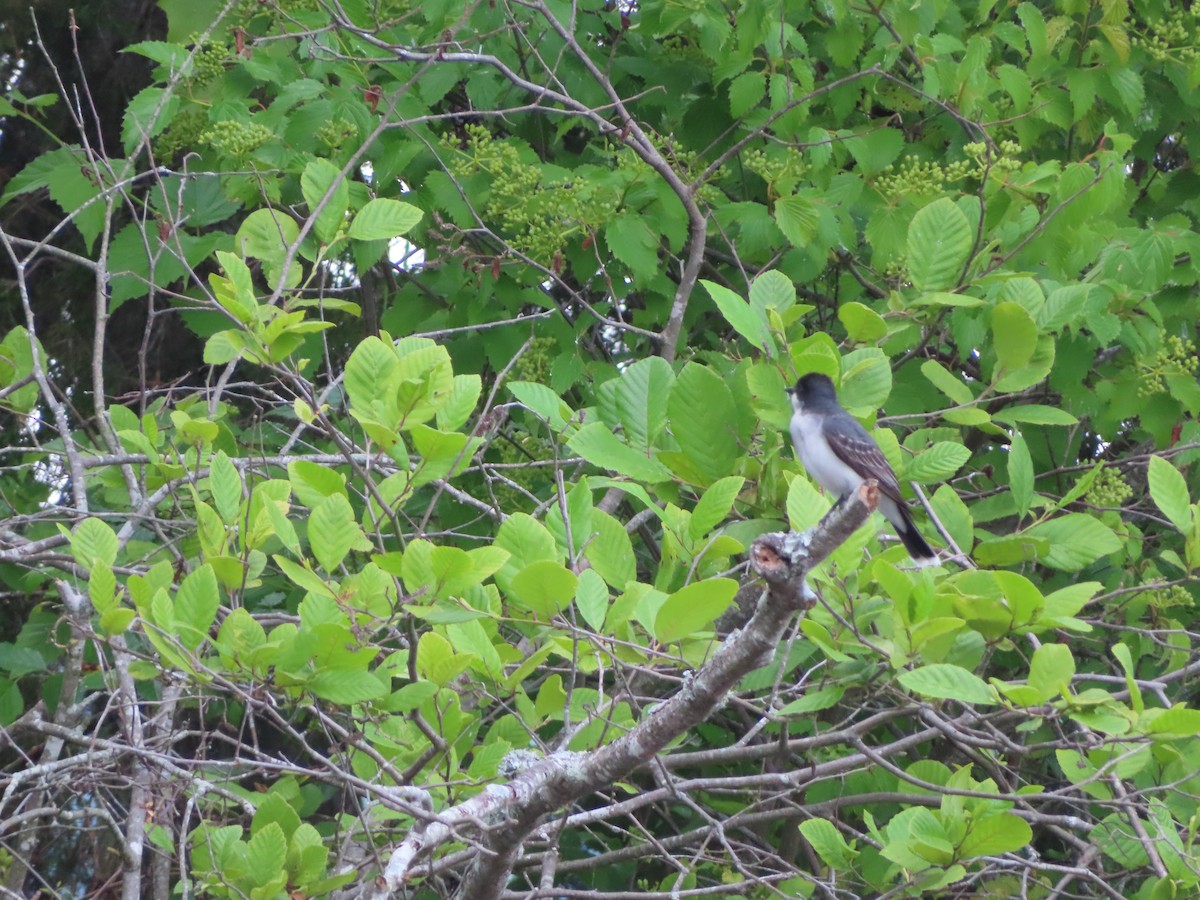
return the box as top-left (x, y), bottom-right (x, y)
top-left (788, 372), bottom-right (838, 406)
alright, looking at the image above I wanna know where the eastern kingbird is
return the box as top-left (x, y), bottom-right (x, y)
top-left (787, 373), bottom-right (937, 565)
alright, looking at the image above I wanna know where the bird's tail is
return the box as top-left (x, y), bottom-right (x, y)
top-left (894, 504), bottom-right (938, 567)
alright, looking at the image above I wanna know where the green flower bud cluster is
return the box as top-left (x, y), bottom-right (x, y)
top-left (513, 337), bottom-right (557, 384)
top-left (615, 130), bottom-right (724, 204)
top-left (1085, 466), bottom-right (1133, 507)
top-left (877, 140), bottom-right (1024, 198)
top-left (661, 34), bottom-right (707, 62)
top-left (743, 147), bottom-right (808, 195)
top-left (1141, 583), bottom-right (1194, 611)
top-left (154, 107), bottom-right (208, 161)
top-left (201, 119), bottom-right (274, 156)
top-left (185, 33), bottom-right (232, 87)
top-left (1138, 334), bottom-right (1199, 397)
top-left (1132, 9), bottom-right (1200, 64)
top-left (317, 116), bottom-right (356, 149)
top-left (445, 124), bottom-right (620, 265)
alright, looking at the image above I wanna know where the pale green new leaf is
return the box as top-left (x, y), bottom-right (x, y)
top-left (348, 198), bottom-right (423, 240)
top-left (907, 198), bottom-right (972, 291)
top-left (1008, 432), bottom-right (1033, 516)
top-left (654, 578), bottom-right (738, 643)
top-left (1147, 455), bottom-right (1192, 533)
top-left (300, 158), bottom-right (349, 243)
top-left (567, 422), bottom-right (672, 483)
top-left (308, 494), bottom-right (372, 572)
top-left (700, 279), bottom-right (772, 352)
top-left (898, 663), bottom-right (997, 705)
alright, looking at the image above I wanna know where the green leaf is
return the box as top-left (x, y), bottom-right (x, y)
top-left (728, 70), bottom-right (765, 117)
top-left (583, 510), bottom-right (637, 589)
top-left (1146, 705), bottom-right (1200, 737)
top-left (1021, 514), bottom-right (1121, 571)
top-left (308, 494), bottom-right (372, 572)
top-left (288, 459), bottom-right (347, 509)
top-left (1008, 432), bottom-right (1033, 516)
top-left (208, 451), bottom-right (243, 525)
top-left (898, 663), bottom-right (997, 705)
top-left (244, 822), bottom-right (287, 886)
top-left (595, 356), bottom-right (675, 452)
top-left (958, 814), bottom-right (1032, 858)
top-left (175, 564), bottom-right (219, 651)
top-left (575, 568), bottom-right (609, 632)
top-left (348, 198), bottom-right (423, 240)
top-left (904, 442), bottom-right (971, 483)
top-left (992, 405), bottom-right (1078, 426)
top-left (775, 194), bottom-right (820, 246)
top-left (71, 518), bottom-right (119, 572)
top-left (838, 301), bottom-right (887, 342)
top-left (992, 301), bottom-right (1038, 371)
top-left (799, 818), bottom-right (857, 868)
top-left (907, 198), bottom-right (972, 292)
top-left (1147, 456), bottom-right (1192, 533)
top-left (605, 214), bottom-right (660, 279)
top-left (667, 363), bottom-right (739, 482)
top-left (309, 668), bottom-right (385, 704)
top-left (700, 279), bottom-right (771, 352)
top-left (567, 422), bottom-right (672, 483)
top-left (749, 270), bottom-right (796, 315)
top-left (1027, 643), bottom-right (1075, 702)
top-left (509, 560), bottom-right (578, 619)
top-left (653, 578), bottom-right (739, 643)
top-left (691, 476), bottom-right (744, 537)
top-left (921, 360), bottom-right (974, 406)
top-left (301, 158), bottom-right (350, 243)
top-left (122, 86), bottom-right (180, 154)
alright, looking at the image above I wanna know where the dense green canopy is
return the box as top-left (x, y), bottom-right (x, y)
top-left (3, 0), bottom-right (1200, 897)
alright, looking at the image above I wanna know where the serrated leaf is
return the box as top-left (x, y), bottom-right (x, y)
top-left (1147, 456), bottom-right (1192, 533)
top-left (907, 198), bottom-right (972, 292)
top-left (921, 360), bottom-right (974, 406)
top-left (175, 563), bottom-right (220, 651)
top-left (575, 568), bottom-right (609, 632)
top-left (595, 357), bottom-right (675, 451)
top-left (904, 442), bottom-right (971, 483)
top-left (838, 301), bottom-right (887, 342)
top-left (653, 578), bottom-right (738, 643)
top-left (244, 822), bottom-right (287, 885)
top-left (309, 668), bottom-right (385, 704)
top-left (1008, 432), bottom-right (1033, 516)
top-left (584, 509), bottom-right (637, 588)
top-left (567, 422), bottom-right (672, 483)
top-left (1021, 514), bottom-right (1120, 571)
top-left (799, 818), bottom-right (856, 868)
top-left (308, 494), bottom-right (371, 572)
top-left (348, 198), bottom-right (423, 240)
top-left (992, 301), bottom-right (1038, 371)
top-left (728, 70), bottom-right (766, 117)
top-left (667, 363), bottom-right (738, 482)
top-left (510, 560), bottom-right (578, 619)
top-left (992, 405), bottom-right (1078, 426)
top-left (605, 214), bottom-right (660, 279)
top-left (208, 451), bottom-right (243, 525)
top-left (700, 279), bottom-right (771, 351)
top-left (958, 814), bottom-right (1032, 858)
top-left (1027, 643), bottom-right (1075, 702)
top-left (775, 194), bottom-right (820, 246)
top-left (749, 270), bottom-right (795, 315)
top-left (898, 663), bottom-right (997, 705)
top-left (691, 476), bottom-right (744, 537)
top-left (71, 518), bottom-right (119, 571)
top-left (301, 158), bottom-right (350, 243)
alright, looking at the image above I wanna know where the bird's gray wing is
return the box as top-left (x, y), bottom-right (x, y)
top-left (824, 415), bottom-right (904, 502)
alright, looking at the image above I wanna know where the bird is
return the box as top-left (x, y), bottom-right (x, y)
top-left (787, 372), bottom-right (937, 566)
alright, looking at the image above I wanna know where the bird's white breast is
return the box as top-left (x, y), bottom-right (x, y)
top-left (789, 409), bottom-right (864, 497)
